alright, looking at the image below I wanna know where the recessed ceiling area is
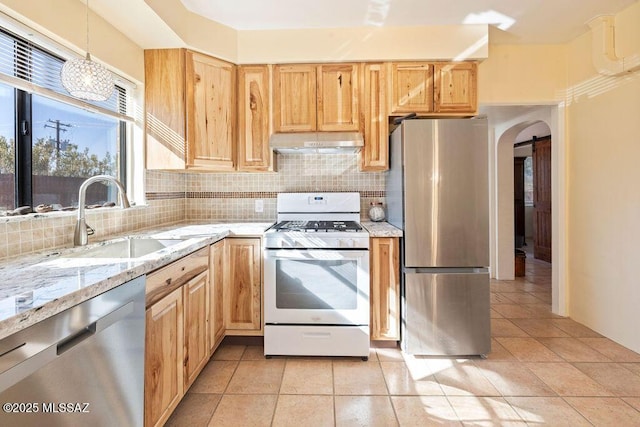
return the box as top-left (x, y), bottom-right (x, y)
top-left (179, 0), bottom-right (637, 44)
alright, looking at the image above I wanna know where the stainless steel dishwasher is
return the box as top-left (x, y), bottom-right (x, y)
top-left (0, 275), bottom-right (145, 427)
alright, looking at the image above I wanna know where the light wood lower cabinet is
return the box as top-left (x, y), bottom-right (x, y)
top-left (145, 287), bottom-right (184, 427)
top-left (370, 237), bottom-right (400, 340)
top-left (144, 248), bottom-right (209, 427)
top-left (183, 270), bottom-right (210, 389)
top-left (224, 238), bottom-right (262, 333)
top-left (142, 236), bottom-right (262, 424)
top-left (209, 240), bottom-right (226, 352)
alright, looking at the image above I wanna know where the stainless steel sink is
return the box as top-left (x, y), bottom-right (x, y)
top-left (64, 237), bottom-right (187, 259)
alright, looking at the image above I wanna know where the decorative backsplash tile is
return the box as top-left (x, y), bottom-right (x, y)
top-left (183, 153), bottom-right (386, 221)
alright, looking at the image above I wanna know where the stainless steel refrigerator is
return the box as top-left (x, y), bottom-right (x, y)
top-left (386, 118), bottom-right (490, 356)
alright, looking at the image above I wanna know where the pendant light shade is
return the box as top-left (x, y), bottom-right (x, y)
top-left (60, 0), bottom-right (113, 102)
top-left (61, 53), bottom-right (114, 101)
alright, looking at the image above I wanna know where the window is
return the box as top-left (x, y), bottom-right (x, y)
top-left (0, 82), bottom-right (15, 210)
top-left (0, 27), bottom-right (128, 210)
top-left (32, 95), bottom-right (121, 207)
top-left (524, 156), bottom-right (533, 206)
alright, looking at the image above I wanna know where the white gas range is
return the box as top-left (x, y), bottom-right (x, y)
top-left (263, 192), bottom-right (370, 360)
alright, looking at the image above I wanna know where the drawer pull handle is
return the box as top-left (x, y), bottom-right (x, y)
top-left (181, 267), bottom-right (185, 271)
top-left (302, 332), bottom-right (331, 339)
top-left (166, 278), bottom-right (172, 285)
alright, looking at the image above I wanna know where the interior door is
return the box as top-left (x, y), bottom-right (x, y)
top-left (514, 157), bottom-right (526, 248)
top-left (533, 137), bottom-right (552, 262)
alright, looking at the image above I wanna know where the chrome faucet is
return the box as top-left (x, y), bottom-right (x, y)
top-left (74, 175), bottom-right (130, 246)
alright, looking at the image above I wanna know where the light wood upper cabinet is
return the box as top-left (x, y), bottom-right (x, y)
top-left (224, 238), bottom-right (262, 333)
top-left (145, 49), bottom-right (187, 170)
top-left (145, 48), bottom-right (236, 171)
top-left (370, 237), bottom-right (400, 341)
top-left (273, 65), bottom-right (317, 132)
top-left (237, 65), bottom-right (274, 171)
top-left (209, 240), bottom-right (226, 353)
top-left (182, 270), bottom-right (210, 390)
top-left (145, 287), bottom-right (184, 427)
top-left (273, 64), bottom-right (359, 133)
top-left (433, 62), bottom-right (478, 114)
top-left (186, 51), bottom-right (236, 171)
top-left (390, 62), bottom-right (434, 114)
top-left (360, 63), bottom-right (388, 171)
top-left (317, 64), bottom-right (359, 131)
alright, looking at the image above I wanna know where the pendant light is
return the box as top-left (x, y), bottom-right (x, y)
top-left (60, 0), bottom-right (114, 101)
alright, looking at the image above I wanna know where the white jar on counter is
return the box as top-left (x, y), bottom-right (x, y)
top-left (368, 202), bottom-right (385, 222)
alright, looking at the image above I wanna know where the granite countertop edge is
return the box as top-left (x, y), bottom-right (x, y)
top-left (0, 222), bottom-right (273, 340)
top-left (361, 221), bottom-right (403, 237)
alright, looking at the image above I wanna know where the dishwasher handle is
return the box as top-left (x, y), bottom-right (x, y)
top-left (56, 301), bottom-right (133, 355)
top-left (0, 301), bottom-right (134, 392)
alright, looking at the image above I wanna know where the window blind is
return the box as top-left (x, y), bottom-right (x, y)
top-left (0, 26), bottom-right (134, 123)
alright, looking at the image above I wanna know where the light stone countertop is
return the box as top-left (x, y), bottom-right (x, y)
top-left (361, 221), bottom-right (403, 237)
top-left (0, 222), bottom-right (273, 340)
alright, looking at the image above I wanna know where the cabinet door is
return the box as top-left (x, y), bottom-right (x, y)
top-left (238, 65), bottom-right (274, 171)
top-left (273, 64), bottom-right (316, 132)
top-left (360, 63), bottom-right (388, 171)
top-left (145, 287), bottom-right (184, 427)
top-left (390, 62), bottom-right (434, 114)
top-left (209, 240), bottom-right (226, 353)
top-left (370, 237), bottom-right (400, 340)
top-left (186, 51), bottom-right (236, 171)
top-left (433, 62), bottom-right (477, 114)
top-left (144, 49), bottom-right (187, 170)
top-left (317, 64), bottom-right (359, 131)
top-left (225, 238), bottom-right (262, 332)
top-left (183, 270), bottom-right (210, 390)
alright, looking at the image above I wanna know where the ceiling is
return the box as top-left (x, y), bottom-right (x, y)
top-left (179, 0), bottom-right (637, 44)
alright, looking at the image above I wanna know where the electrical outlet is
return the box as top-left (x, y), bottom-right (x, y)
top-left (255, 199), bottom-right (264, 213)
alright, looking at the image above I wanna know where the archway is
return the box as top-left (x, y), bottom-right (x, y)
top-left (483, 104), bottom-right (567, 316)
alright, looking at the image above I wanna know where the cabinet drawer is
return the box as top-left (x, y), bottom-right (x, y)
top-left (146, 247), bottom-right (209, 307)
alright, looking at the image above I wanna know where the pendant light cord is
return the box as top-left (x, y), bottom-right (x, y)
top-left (85, 0), bottom-right (91, 60)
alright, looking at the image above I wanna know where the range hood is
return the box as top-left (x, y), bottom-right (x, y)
top-left (269, 132), bottom-right (364, 154)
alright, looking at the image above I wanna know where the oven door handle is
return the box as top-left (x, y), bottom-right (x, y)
top-left (264, 249), bottom-right (369, 260)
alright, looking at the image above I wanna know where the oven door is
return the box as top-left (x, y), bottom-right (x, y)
top-left (264, 249), bottom-right (370, 326)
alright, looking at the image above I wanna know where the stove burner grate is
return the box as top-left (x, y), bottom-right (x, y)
top-left (274, 220), bottom-right (363, 232)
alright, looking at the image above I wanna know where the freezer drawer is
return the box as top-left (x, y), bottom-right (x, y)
top-left (402, 271), bottom-right (490, 356)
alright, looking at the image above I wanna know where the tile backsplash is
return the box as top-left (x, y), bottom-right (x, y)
top-left (184, 153), bottom-right (386, 221)
top-left (0, 198), bottom-right (184, 261)
top-left (0, 153), bottom-right (385, 261)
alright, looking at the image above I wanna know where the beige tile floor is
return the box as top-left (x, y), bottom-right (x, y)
top-left (167, 258), bottom-right (640, 426)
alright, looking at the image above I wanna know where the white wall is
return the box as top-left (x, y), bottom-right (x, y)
top-left (237, 25), bottom-right (488, 63)
top-left (565, 2), bottom-right (640, 353)
top-left (0, 0), bottom-right (144, 83)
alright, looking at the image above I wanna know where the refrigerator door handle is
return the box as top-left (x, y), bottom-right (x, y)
top-left (404, 267), bottom-right (489, 274)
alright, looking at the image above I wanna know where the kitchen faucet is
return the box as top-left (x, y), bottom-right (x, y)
top-left (74, 175), bottom-right (130, 246)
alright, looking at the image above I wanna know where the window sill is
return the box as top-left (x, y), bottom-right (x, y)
top-left (0, 204), bottom-right (149, 224)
